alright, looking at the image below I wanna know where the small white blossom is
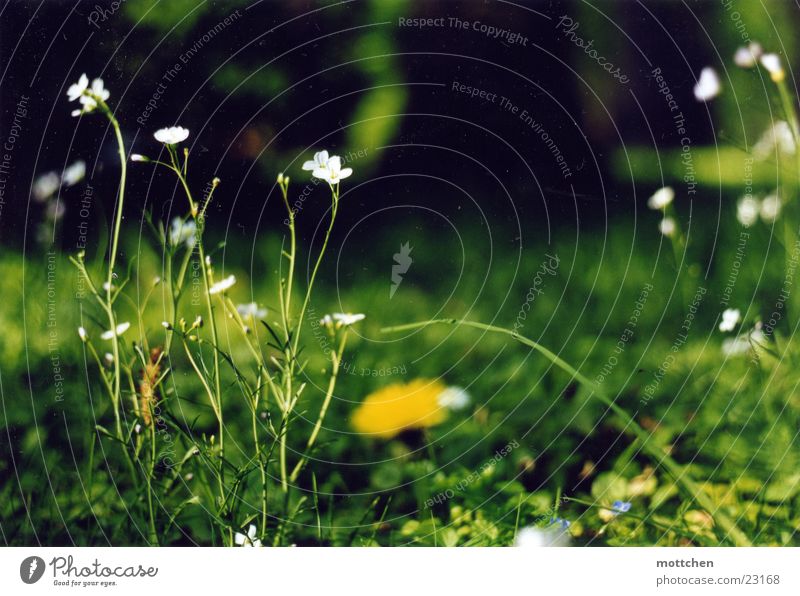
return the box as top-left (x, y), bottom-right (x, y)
top-left (320, 314), bottom-right (334, 328)
top-left (719, 308), bottom-right (741, 332)
top-left (694, 67), bottom-right (722, 102)
top-left (437, 386), bottom-right (470, 410)
top-left (100, 322), bottom-right (130, 340)
top-left (90, 78), bottom-right (109, 102)
top-left (169, 217), bottom-right (197, 249)
top-left (514, 526), bottom-right (571, 548)
top-left (760, 192), bottom-right (781, 223)
top-left (734, 42), bottom-right (763, 68)
top-left (234, 524), bottom-right (262, 547)
top-left (78, 327), bottom-right (88, 342)
top-left (753, 120), bottom-right (796, 160)
top-left (760, 53), bottom-right (784, 82)
top-left (313, 155), bottom-right (352, 185)
top-left (332, 312), bottom-right (365, 327)
top-left (658, 217), bottom-right (676, 237)
top-left (647, 186), bottom-right (674, 210)
top-left (32, 171), bottom-right (60, 202)
top-left (104, 352), bottom-right (114, 365)
top-left (237, 302), bottom-right (267, 320)
top-left (134, 423), bottom-right (142, 434)
top-left (154, 126), bottom-right (190, 145)
top-left (209, 275), bottom-right (236, 295)
top-left (302, 150), bottom-right (330, 171)
top-left (62, 160), bottom-right (86, 187)
top-left (130, 153), bottom-right (148, 162)
top-left (161, 321), bottom-right (172, 330)
top-left (67, 74), bottom-right (89, 101)
top-left (737, 196), bottom-right (760, 227)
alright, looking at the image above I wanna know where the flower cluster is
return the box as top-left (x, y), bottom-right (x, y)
top-left (302, 150), bottom-right (353, 186)
top-left (67, 74), bottom-right (110, 117)
top-left (736, 192), bottom-right (781, 227)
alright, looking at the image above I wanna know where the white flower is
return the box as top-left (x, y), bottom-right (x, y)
top-left (100, 322), bottom-right (130, 340)
top-left (694, 67), bottom-right (721, 102)
top-left (154, 126), bottom-right (190, 145)
top-left (78, 327), bottom-right (88, 342)
top-left (237, 302), bottom-right (267, 320)
top-left (130, 154), bottom-right (147, 162)
top-left (134, 423), bottom-right (142, 434)
top-left (320, 314), bottom-right (334, 328)
top-left (332, 312), bottom-right (365, 327)
top-left (760, 192), bottom-right (781, 223)
top-left (67, 74), bottom-right (89, 101)
top-left (313, 155), bottom-right (352, 185)
top-left (514, 526), bottom-right (571, 547)
top-left (209, 275), bottom-right (236, 295)
top-left (737, 196), bottom-right (760, 227)
top-left (719, 308), bottom-right (741, 332)
top-left (234, 524), bottom-right (262, 547)
top-left (62, 160), bottom-right (86, 187)
top-left (104, 352), bottom-right (114, 365)
top-left (169, 217), bottom-right (197, 249)
top-left (90, 78), bottom-right (109, 102)
top-left (302, 150), bottom-right (330, 171)
top-left (437, 386), bottom-right (470, 410)
top-left (760, 53), bottom-right (784, 82)
top-left (647, 186), bottom-right (674, 210)
top-left (161, 321), bottom-right (172, 329)
top-left (32, 171), bottom-right (60, 202)
top-left (734, 42), bottom-right (763, 68)
top-left (753, 121), bottom-right (796, 160)
top-left (658, 217), bottom-right (676, 237)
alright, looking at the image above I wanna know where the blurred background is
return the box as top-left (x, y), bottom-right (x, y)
top-left (2, 0), bottom-right (799, 545)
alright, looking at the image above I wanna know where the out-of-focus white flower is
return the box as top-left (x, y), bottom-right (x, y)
top-left (67, 74), bottom-right (89, 101)
top-left (62, 160), bottom-right (86, 187)
top-left (134, 423), bottom-right (142, 434)
top-left (647, 186), bottom-right (674, 210)
top-left (760, 192), bottom-right (781, 223)
top-left (694, 67), bottom-right (721, 101)
top-left (130, 153), bottom-right (148, 162)
top-left (734, 42), bottom-right (763, 68)
top-left (760, 54), bottom-right (784, 82)
top-left (719, 308), bottom-right (741, 332)
top-left (100, 322), bottom-right (130, 340)
top-left (161, 321), bottom-right (172, 330)
top-left (237, 302), bottom-right (267, 320)
top-left (737, 196), bottom-right (760, 227)
top-left (104, 352), bottom-right (114, 365)
top-left (169, 217), bottom-right (197, 249)
top-left (313, 155), bottom-right (352, 185)
top-left (302, 150), bottom-right (330, 171)
top-left (78, 327), bottom-right (88, 342)
top-left (33, 171), bottom-right (60, 202)
top-left (437, 386), bottom-right (470, 410)
top-left (658, 217), bottom-right (676, 237)
top-left (154, 126), bottom-right (190, 145)
top-left (753, 120), bottom-right (796, 160)
top-left (209, 275), bottom-right (236, 295)
top-left (45, 201), bottom-right (66, 222)
top-left (320, 314), bottom-right (334, 328)
top-left (723, 323), bottom-right (767, 357)
top-left (234, 524), bottom-right (262, 547)
top-left (332, 312), bottom-right (365, 327)
top-left (514, 525), bottom-right (571, 547)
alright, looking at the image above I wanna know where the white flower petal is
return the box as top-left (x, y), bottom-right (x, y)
top-left (62, 160), bottom-right (86, 187)
top-left (209, 275), bottom-right (236, 295)
top-left (154, 126), bottom-right (190, 145)
top-left (694, 67), bottom-right (721, 102)
top-left (647, 186), bottom-right (674, 210)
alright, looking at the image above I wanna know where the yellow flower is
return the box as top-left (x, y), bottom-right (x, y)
top-left (352, 379), bottom-right (450, 439)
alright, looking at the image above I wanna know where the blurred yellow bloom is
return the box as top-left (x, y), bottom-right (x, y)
top-left (352, 379), bottom-right (450, 439)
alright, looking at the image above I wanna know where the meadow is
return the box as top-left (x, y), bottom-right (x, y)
top-left (1, 0), bottom-right (799, 549)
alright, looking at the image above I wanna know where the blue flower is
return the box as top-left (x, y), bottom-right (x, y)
top-left (612, 500), bottom-right (631, 514)
top-left (549, 517), bottom-right (571, 530)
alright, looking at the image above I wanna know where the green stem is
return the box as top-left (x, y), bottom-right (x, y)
top-left (380, 318), bottom-right (752, 547)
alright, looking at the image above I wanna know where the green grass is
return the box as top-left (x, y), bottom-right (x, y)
top-left (1, 200), bottom-right (798, 546)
